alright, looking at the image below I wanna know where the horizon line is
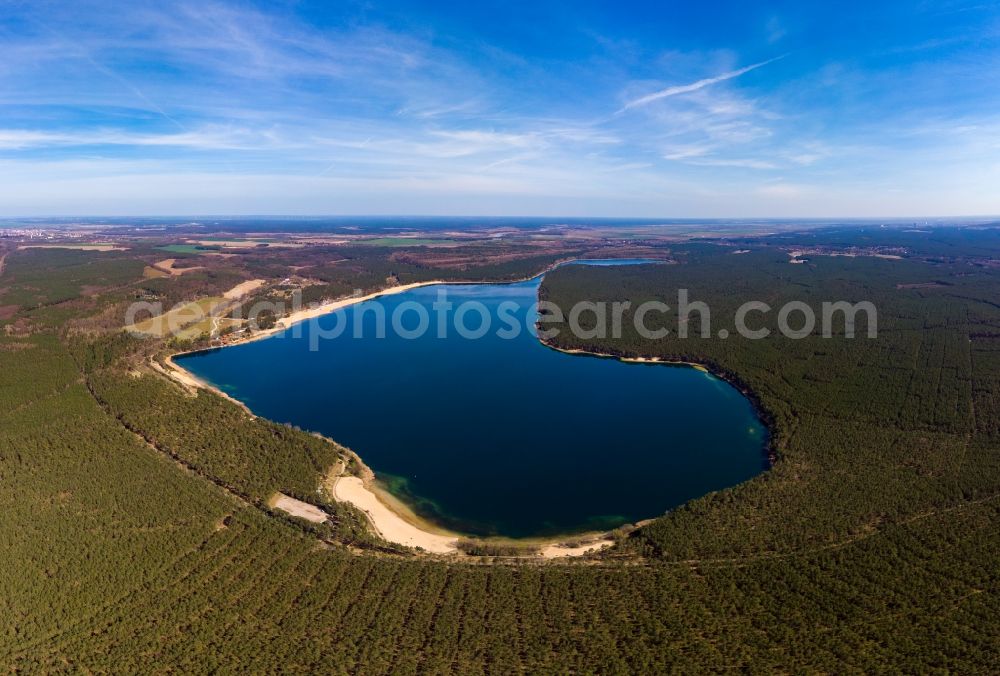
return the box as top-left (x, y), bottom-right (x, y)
top-left (2, 214), bottom-right (999, 222)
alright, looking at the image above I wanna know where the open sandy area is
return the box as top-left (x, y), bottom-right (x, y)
top-left (154, 258), bottom-right (204, 275)
top-left (224, 279), bottom-right (266, 299)
top-left (269, 493), bottom-right (328, 523)
top-left (540, 539), bottom-right (614, 558)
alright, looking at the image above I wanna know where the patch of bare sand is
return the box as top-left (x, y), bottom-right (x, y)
top-left (268, 493), bottom-right (327, 523)
top-left (154, 259), bottom-right (203, 276)
top-left (540, 539), bottom-right (614, 558)
top-left (224, 279), bottom-right (266, 299)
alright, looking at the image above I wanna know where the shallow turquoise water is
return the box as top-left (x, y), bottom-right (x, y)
top-left (178, 261), bottom-right (767, 537)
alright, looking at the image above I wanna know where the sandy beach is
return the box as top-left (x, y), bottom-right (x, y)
top-left (540, 341), bottom-right (711, 372)
top-left (156, 356), bottom-right (254, 415)
top-left (205, 279), bottom-right (450, 349)
top-left (152, 357), bottom-right (205, 391)
top-left (228, 254), bottom-right (633, 346)
top-left (275, 280), bottom-right (446, 331)
top-left (332, 475), bottom-right (460, 554)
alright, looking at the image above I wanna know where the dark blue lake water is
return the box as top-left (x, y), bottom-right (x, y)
top-left (177, 261), bottom-right (767, 537)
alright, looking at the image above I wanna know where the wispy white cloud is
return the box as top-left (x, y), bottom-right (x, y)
top-left (619, 55), bottom-right (786, 112)
top-left (662, 144), bottom-right (713, 160)
top-left (679, 157), bottom-right (779, 170)
top-left (0, 126), bottom-right (285, 150)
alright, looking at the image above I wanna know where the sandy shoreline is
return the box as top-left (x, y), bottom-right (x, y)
top-left (538, 338), bottom-right (776, 466)
top-left (275, 280), bottom-right (448, 332)
top-left (539, 340), bottom-right (712, 372)
top-left (189, 279), bottom-right (452, 351)
top-left (239, 261), bottom-right (583, 345)
top-left (333, 475), bottom-right (460, 554)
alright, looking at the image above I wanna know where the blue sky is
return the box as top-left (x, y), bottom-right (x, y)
top-left (1, 0), bottom-right (999, 217)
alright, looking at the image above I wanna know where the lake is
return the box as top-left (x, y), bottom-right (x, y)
top-left (177, 261), bottom-right (768, 538)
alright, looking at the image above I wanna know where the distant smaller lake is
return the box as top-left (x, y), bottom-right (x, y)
top-left (178, 260), bottom-right (768, 538)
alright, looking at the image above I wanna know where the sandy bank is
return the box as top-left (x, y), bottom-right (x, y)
top-left (208, 280), bottom-right (449, 349)
top-left (332, 475), bottom-right (460, 554)
top-left (152, 357), bottom-right (205, 391)
top-left (541, 342), bottom-right (710, 373)
top-left (276, 280), bottom-right (446, 330)
top-left (156, 356), bottom-right (254, 415)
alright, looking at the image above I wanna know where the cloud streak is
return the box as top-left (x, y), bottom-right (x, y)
top-left (619, 55), bottom-right (786, 112)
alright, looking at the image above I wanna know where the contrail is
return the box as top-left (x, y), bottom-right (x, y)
top-left (619, 55), bottom-right (787, 112)
top-left (83, 54), bottom-right (188, 132)
top-left (28, 14), bottom-right (189, 132)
